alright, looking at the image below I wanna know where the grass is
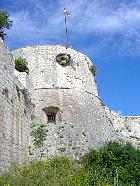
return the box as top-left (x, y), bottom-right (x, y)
top-left (0, 157), bottom-right (90, 186)
top-left (0, 142), bottom-right (140, 186)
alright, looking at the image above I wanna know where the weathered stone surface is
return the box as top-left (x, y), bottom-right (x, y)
top-left (1, 42), bottom-right (140, 171)
top-left (104, 107), bottom-right (140, 147)
top-left (13, 45), bottom-right (117, 159)
top-left (0, 39), bottom-right (32, 171)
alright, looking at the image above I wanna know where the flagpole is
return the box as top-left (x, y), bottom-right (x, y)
top-left (64, 14), bottom-right (69, 48)
top-left (64, 8), bottom-right (69, 48)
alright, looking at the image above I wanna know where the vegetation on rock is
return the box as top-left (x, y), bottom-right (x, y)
top-left (15, 57), bottom-right (29, 74)
top-left (0, 142), bottom-right (140, 186)
top-left (89, 64), bottom-right (98, 76)
top-left (100, 98), bottom-right (105, 106)
top-left (31, 124), bottom-right (47, 148)
top-left (16, 85), bottom-right (20, 99)
top-left (0, 10), bottom-right (12, 40)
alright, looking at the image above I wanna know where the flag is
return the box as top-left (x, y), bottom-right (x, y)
top-left (64, 8), bottom-right (70, 16)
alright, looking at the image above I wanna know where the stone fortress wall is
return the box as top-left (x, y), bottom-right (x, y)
top-left (0, 39), bottom-right (32, 171)
top-left (13, 45), bottom-right (118, 160)
top-left (0, 39), bottom-right (140, 171)
top-left (104, 107), bottom-right (140, 147)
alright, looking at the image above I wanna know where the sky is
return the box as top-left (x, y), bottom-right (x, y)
top-left (0, 0), bottom-right (140, 116)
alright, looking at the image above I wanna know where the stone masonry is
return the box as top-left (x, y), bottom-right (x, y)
top-left (104, 107), bottom-right (140, 148)
top-left (13, 45), bottom-right (118, 160)
top-left (0, 39), bottom-right (32, 171)
top-left (0, 41), bottom-right (140, 171)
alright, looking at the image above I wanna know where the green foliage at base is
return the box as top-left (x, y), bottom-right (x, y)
top-left (15, 57), bottom-right (29, 74)
top-left (0, 142), bottom-right (140, 186)
top-left (0, 157), bottom-right (90, 186)
top-left (80, 141), bottom-right (140, 186)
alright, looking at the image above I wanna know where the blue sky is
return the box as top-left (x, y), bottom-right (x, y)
top-left (1, 0), bottom-right (140, 116)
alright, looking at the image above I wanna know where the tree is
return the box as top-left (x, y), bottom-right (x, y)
top-left (0, 10), bottom-right (13, 40)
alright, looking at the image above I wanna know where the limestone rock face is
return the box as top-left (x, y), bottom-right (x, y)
top-left (0, 39), bottom-right (14, 170)
top-left (13, 45), bottom-right (117, 159)
top-left (0, 39), bottom-right (31, 171)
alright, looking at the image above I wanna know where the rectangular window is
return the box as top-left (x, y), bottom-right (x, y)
top-left (47, 114), bottom-right (56, 123)
top-left (43, 106), bottom-right (59, 123)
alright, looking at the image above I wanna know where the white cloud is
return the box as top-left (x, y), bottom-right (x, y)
top-left (6, 0), bottom-right (140, 55)
top-left (68, 0), bottom-right (140, 34)
top-left (9, 0), bottom-right (140, 35)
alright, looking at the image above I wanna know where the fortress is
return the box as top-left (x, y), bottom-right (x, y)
top-left (0, 38), bottom-right (140, 171)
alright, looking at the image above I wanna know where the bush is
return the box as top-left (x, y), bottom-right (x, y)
top-left (89, 64), bottom-right (98, 76)
top-left (15, 57), bottom-right (29, 74)
top-left (31, 124), bottom-right (48, 148)
top-left (0, 156), bottom-right (89, 186)
top-left (0, 10), bottom-right (12, 40)
top-left (0, 142), bottom-right (140, 186)
top-left (100, 98), bottom-right (105, 106)
top-left (80, 141), bottom-right (140, 185)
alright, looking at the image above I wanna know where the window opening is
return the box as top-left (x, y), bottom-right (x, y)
top-left (56, 53), bottom-right (71, 66)
top-left (47, 113), bottom-right (56, 123)
top-left (42, 106), bottom-right (59, 123)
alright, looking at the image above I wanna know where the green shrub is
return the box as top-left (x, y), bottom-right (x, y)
top-left (31, 124), bottom-right (47, 148)
top-left (89, 64), bottom-right (98, 76)
top-left (80, 141), bottom-right (140, 185)
top-left (15, 57), bottom-right (29, 74)
top-left (0, 156), bottom-right (90, 186)
top-left (0, 142), bottom-right (140, 186)
top-left (100, 98), bottom-right (105, 106)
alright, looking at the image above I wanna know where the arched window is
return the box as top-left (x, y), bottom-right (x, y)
top-left (42, 106), bottom-right (59, 123)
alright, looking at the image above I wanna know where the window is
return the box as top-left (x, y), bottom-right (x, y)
top-left (42, 106), bottom-right (59, 123)
top-left (47, 113), bottom-right (56, 123)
